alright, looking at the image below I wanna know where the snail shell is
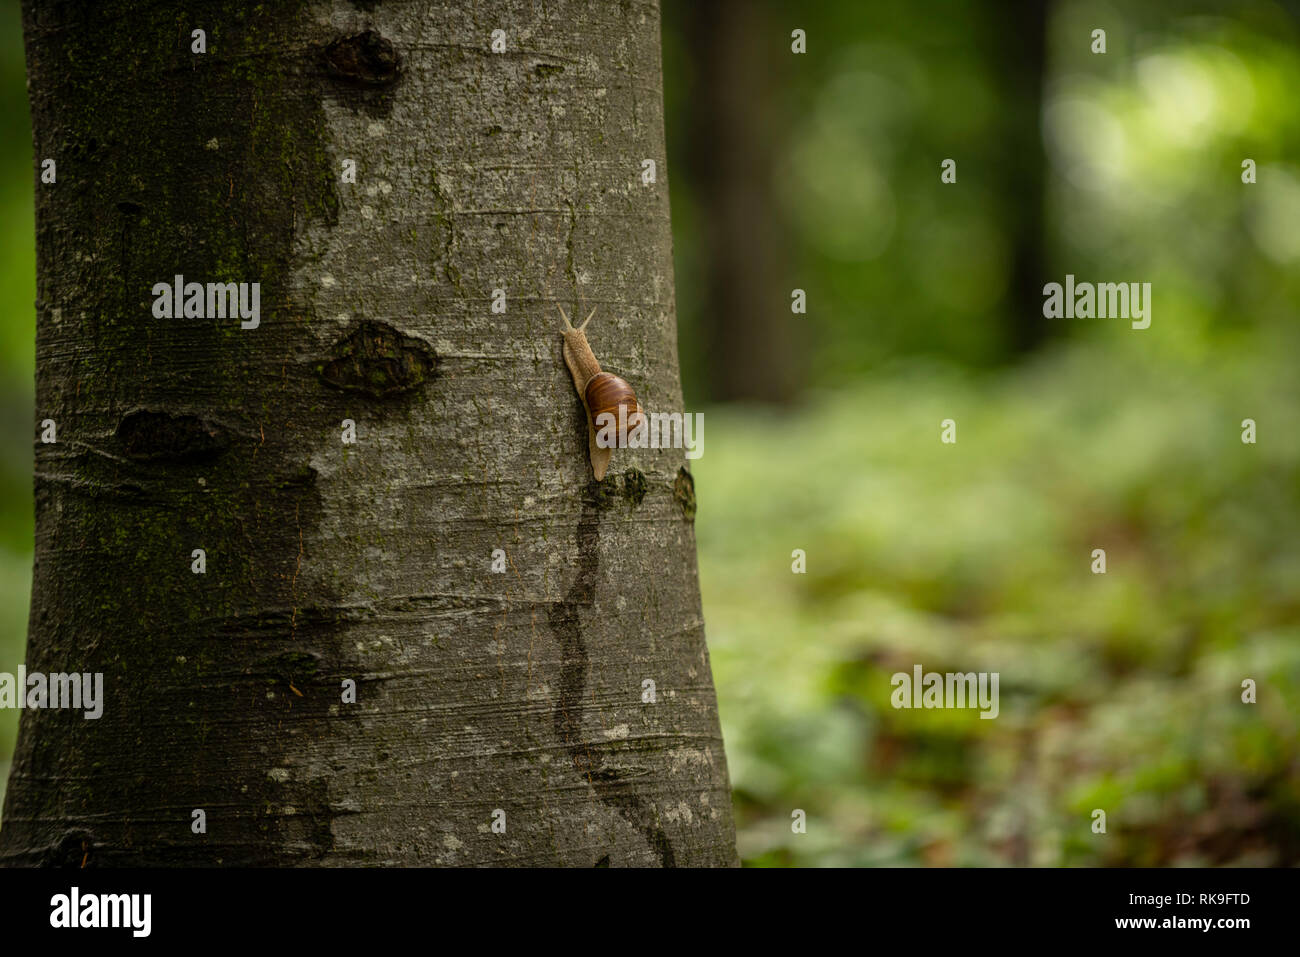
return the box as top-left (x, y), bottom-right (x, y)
top-left (585, 372), bottom-right (644, 442)
top-left (559, 305), bottom-right (643, 479)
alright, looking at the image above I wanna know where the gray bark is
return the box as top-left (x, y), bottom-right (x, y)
top-left (1, 0), bottom-right (737, 867)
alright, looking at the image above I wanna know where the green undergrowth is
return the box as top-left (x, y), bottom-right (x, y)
top-left (696, 334), bottom-right (1300, 866)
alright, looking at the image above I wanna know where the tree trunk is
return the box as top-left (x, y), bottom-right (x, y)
top-left (682, 0), bottom-right (802, 404)
top-left (1, 0), bottom-right (737, 868)
top-left (992, 0), bottom-right (1051, 356)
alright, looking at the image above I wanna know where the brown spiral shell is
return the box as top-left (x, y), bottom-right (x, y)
top-left (585, 372), bottom-right (644, 439)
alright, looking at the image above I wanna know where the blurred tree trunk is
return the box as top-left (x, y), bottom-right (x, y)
top-left (683, 0), bottom-right (802, 403)
top-left (0, 0), bottom-right (737, 867)
top-left (992, 0), bottom-right (1051, 355)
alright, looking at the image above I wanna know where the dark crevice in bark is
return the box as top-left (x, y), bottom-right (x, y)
top-left (546, 479), bottom-right (676, 868)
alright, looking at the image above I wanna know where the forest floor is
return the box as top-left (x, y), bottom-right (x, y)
top-left (696, 336), bottom-right (1300, 866)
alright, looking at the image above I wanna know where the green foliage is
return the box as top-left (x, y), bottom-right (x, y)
top-left (665, 0), bottom-right (1300, 400)
top-left (697, 339), bottom-right (1300, 865)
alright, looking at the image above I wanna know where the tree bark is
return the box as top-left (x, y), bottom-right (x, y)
top-left (1, 0), bottom-right (737, 867)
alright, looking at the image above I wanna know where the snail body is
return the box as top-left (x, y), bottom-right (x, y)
top-left (559, 306), bottom-right (644, 479)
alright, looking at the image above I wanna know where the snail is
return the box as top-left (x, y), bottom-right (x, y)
top-left (558, 305), bottom-right (645, 480)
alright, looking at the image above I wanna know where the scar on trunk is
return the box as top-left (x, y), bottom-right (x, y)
top-left (322, 31), bottom-right (402, 86)
top-left (315, 320), bottom-right (437, 398)
top-left (673, 466), bottom-right (696, 521)
top-left (116, 410), bottom-right (229, 462)
top-left (546, 480), bottom-right (676, 867)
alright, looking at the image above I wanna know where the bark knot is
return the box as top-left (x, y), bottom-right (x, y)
top-left (673, 467), bottom-right (696, 521)
top-left (117, 410), bottom-right (229, 462)
top-left (316, 321), bottom-right (437, 398)
top-left (323, 31), bottom-right (402, 86)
